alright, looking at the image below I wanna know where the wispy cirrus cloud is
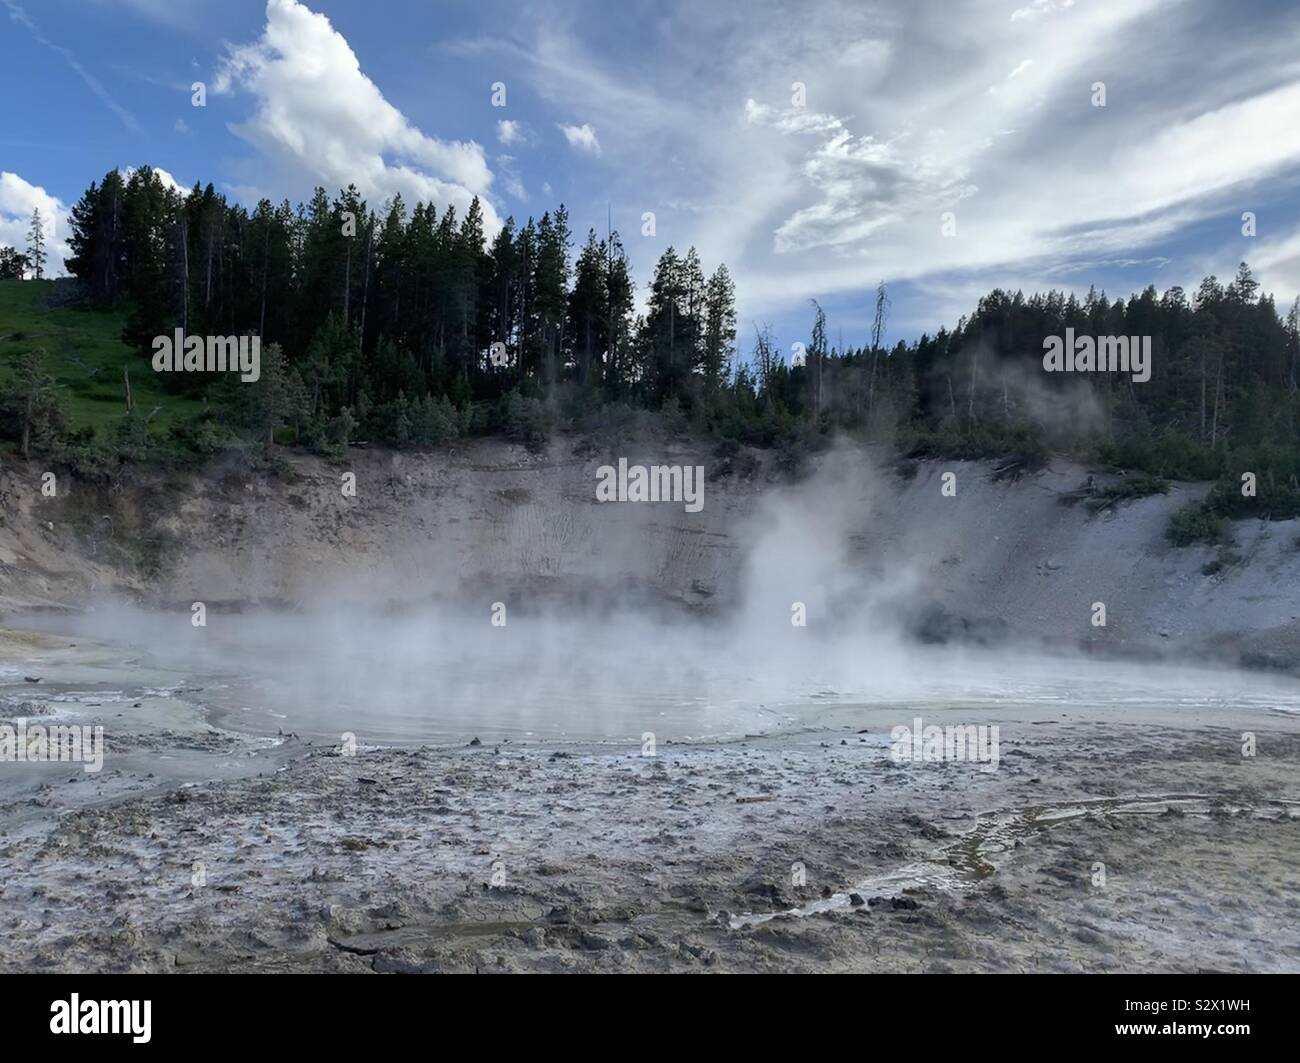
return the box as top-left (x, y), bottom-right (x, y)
top-left (463, 0), bottom-right (1300, 330)
top-left (2, 0), bottom-right (142, 134)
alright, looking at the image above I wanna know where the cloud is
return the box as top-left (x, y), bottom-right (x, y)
top-left (1252, 224), bottom-right (1300, 305)
top-left (496, 155), bottom-right (527, 201)
top-left (744, 99), bottom-right (845, 136)
top-left (121, 165), bottom-right (187, 194)
top-left (88, 0), bottom-right (218, 29)
top-left (558, 123), bottom-right (601, 156)
top-left (745, 102), bottom-right (976, 255)
top-left (459, 0), bottom-right (1300, 336)
top-left (214, 0), bottom-right (500, 232)
top-left (2, 0), bottom-right (142, 133)
top-left (0, 169), bottom-right (183, 280)
top-left (713, 0), bottom-right (1300, 322)
top-left (0, 173), bottom-right (71, 277)
top-left (496, 119), bottom-right (526, 146)
top-left (1011, 0), bottom-right (1076, 22)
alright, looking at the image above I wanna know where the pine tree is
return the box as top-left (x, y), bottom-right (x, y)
top-left (373, 194), bottom-right (409, 347)
top-left (643, 246), bottom-right (684, 400)
top-left (604, 232), bottom-right (635, 396)
top-left (809, 299), bottom-right (827, 414)
top-left (567, 229), bottom-right (609, 386)
top-left (238, 342), bottom-right (295, 447)
top-left (13, 348), bottom-right (64, 458)
top-left (680, 247), bottom-right (706, 373)
top-left (533, 207), bottom-right (571, 385)
top-left (120, 167), bottom-right (185, 355)
top-left (26, 208), bottom-right (46, 280)
top-left (702, 265), bottom-right (736, 395)
top-left (455, 196), bottom-right (489, 369)
top-left (66, 170), bottom-right (126, 304)
top-left (487, 217), bottom-right (519, 368)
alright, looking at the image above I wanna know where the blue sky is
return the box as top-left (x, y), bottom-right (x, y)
top-left (4, 0), bottom-right (1300, 359)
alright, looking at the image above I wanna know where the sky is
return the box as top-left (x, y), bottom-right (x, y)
top-left (3, 0), bottom-right (1300, 357)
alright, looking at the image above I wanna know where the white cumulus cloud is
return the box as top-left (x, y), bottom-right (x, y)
top-left (558, 122), bottom-right (601, 156)
top-left (121, 165), bottom-right (187, 194)
top-left (214, 0), bottom-right (500, 232)
top-left (496, 119), bottom-right (525, 146)
top-left (0, 172), bottom-right (71, 278)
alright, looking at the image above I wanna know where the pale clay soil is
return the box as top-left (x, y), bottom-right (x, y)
top-left (2, 631), bottom-right (1298, 974)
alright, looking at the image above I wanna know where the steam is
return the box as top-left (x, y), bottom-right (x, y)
top-left (29, 444), bottom-right (1300, 745)
top-left (953, 339), bottom-right (1108, 441)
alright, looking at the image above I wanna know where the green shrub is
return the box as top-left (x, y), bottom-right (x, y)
top-left (1091, 474), bottom-right (1169, 507)
top-left (1167, 500), bottom-right (1231, 547)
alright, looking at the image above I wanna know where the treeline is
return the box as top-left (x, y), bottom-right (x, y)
top-left (11, 164), bottom-right (1300, 537)
top-left (906, 272), bottom-right (1300, 540)
top-left (59, 165), bottom-right (737, 448)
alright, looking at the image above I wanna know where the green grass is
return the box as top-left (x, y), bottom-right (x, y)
top-left (0, 279), bottom-right (204, 439)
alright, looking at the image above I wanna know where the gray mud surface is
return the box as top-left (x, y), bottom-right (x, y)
top-left (4, 634), bottom-right (1297, 972)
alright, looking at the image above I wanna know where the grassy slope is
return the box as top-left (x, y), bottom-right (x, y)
top-left (0, 279), bottom-right (204, 437)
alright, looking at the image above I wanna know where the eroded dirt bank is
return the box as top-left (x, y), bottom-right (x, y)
top-left (3, 438), bottom-right (1300, 667)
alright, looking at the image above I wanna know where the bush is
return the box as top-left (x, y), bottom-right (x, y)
top-left (1202, 477), bottom-right (1300, 521)
top-left (167, 411), bottom-right (226, 456)
top-left (500, 390), bottom-right (552, 450)
top-left (1091, 474), bottom-right (1169, 507)
top-left (1167, 499), bottom-right (1231, 547)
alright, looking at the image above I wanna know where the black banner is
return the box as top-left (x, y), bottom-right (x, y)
top-left (0, 973), bottom-right (1291, 1049)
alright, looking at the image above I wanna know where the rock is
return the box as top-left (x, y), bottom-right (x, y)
top-left (468, 736), bottom-right (482, 747)
top-left (849, 893), bottom-right (866, 907)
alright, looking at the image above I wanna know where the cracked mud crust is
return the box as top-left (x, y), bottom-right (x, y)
top-left (4, 704), bottom-right (1297, 973)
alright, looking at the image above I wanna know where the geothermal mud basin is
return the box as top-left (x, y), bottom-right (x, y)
top-left (3, 612), bottom-right (1300, 973)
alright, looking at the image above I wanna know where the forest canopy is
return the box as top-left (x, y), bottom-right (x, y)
top-left (4, 164), bottom-right (1300, 540)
